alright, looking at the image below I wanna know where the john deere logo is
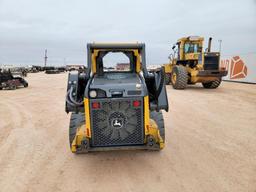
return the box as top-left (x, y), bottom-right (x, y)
top-left (112, 118), bottom-right (124, 129)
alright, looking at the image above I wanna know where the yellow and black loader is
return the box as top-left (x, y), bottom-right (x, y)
top-left (65, 43), bottom-right (169, 153)
top-left (164, 36), bottom-right (227, 89)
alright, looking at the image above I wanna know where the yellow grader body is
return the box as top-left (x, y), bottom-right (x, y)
top-left (164, 36), bottom-right (227, 89)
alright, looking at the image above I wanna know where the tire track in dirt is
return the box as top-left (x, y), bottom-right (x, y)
top-left (0, 97), bottom-right (43, 191)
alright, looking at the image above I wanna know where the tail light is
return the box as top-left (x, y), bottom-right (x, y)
top-left (92, 102), bottom-right (100, 109)
top-left (133, 100), bottom-right (141, 107)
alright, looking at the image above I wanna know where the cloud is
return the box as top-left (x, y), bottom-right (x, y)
top-left (0, 0), bottom-right (255, 66)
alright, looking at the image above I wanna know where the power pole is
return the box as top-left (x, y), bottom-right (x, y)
top-left (44, 49), bottom-right (48, 67)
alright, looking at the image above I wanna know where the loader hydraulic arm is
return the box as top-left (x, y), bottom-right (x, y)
top-left (65, 71), bottom-right (88, 113)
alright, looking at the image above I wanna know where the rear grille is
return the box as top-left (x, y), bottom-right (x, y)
top-left (90, 98), bottom-right (144, 147)
top-left (204, 53), bottom-right (219, 70)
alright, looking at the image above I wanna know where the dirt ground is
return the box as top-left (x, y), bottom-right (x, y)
top-left (0, 72), bottom-right (255, 192)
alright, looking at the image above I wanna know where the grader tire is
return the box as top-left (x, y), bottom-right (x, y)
top-left (150, 111), bottom-right (165, 142)
top-left (171, 66), bottom-right (188, 89)
top-left (202, 79), bottom-right (222, 89)
top-left (69, 113), bottom-right (85, 150)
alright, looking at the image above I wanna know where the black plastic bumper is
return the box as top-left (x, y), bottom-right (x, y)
top-left (197, 70), bottom-right (228, 77)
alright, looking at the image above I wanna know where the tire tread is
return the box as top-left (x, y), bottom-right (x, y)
top-left (69, 113), bottom-right (85, 148)
top-left (150, 111), bottom-right (165, 141)
top-left (172, 66), bottom-right (188, 89)
top-left (202, 79), bottom-right (221, 89)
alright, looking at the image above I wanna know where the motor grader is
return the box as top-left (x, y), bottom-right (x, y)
top-left (65, 43), bottom-right (169, 153)
top-left (164, 36), bottom-right (227, 89)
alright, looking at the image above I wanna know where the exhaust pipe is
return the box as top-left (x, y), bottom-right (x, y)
top-left (208, 37), bottom-right (212, 52)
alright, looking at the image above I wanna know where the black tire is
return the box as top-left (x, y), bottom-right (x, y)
top-left (150, 111), bottom-right (165, 142)
top-left (171, 65), bottom-right (188, 89)
top-left (10, 85), bottom-right (16, 90)
top-left (165, 73), bottom-right (171, 85)
top-left (23, 81), bottom-right (28, 87)
top-left (20, 78), bottom-right (28, 87)
top-left (69, 113), bottom-right (85, 149)
top-left (202, 79), bottom-right (221, 89)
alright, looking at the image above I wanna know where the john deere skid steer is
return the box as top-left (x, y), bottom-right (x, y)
top-left (164, 36), bottom-right (227, 89)
top-left (65, 43), bottom-right (169, 153)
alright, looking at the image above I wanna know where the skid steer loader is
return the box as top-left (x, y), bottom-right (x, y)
top-left (65, 43), bottom-right (169, 153)
top-left (164, 36), bottom-right (227, 89)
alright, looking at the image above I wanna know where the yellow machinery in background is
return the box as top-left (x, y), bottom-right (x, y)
top-left (164, 36), bottom-right (227, 89)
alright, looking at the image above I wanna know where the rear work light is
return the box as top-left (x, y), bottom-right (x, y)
top-left (133, 100), bottom-right (141, 107)
top-left (92, 102), bottom-right (100, 109)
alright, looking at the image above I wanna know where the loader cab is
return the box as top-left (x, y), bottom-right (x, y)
top-left (176, 36), bottom-right (204, 61)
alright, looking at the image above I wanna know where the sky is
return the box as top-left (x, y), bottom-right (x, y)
top-left (0, 0), bottom-right (255, 66)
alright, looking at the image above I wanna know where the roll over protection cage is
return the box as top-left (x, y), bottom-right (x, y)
top-left (86, 43), bottom-right (149, 78)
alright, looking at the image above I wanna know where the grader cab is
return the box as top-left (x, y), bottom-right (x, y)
top-left (164, 36), bottom-right (227, 89)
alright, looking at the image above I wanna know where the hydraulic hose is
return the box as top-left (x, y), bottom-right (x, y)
top-left (66, 86), bottom-right (84, 107)
top-left (66, 89), bottom-right (77, 107)
top-left (68, 86), bottom-right (84, 106)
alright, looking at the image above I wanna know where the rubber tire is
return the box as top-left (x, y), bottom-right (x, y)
top-left (69, 112), bottom-right (85, 149)
top-left (165, 73), bottom-right (171, 85)
top-left (22, 79), bottom-right (28, 87)
top-left (23, 82), bottom-right (28, 87)
top-left (10, 85), bottom-right (16, 90)
top-left (202, 79), bottom-right (221, 89)
top-left (150, 111), bottom-right (165, 142)
top-left (171, 66), bottom-right (188, 89)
